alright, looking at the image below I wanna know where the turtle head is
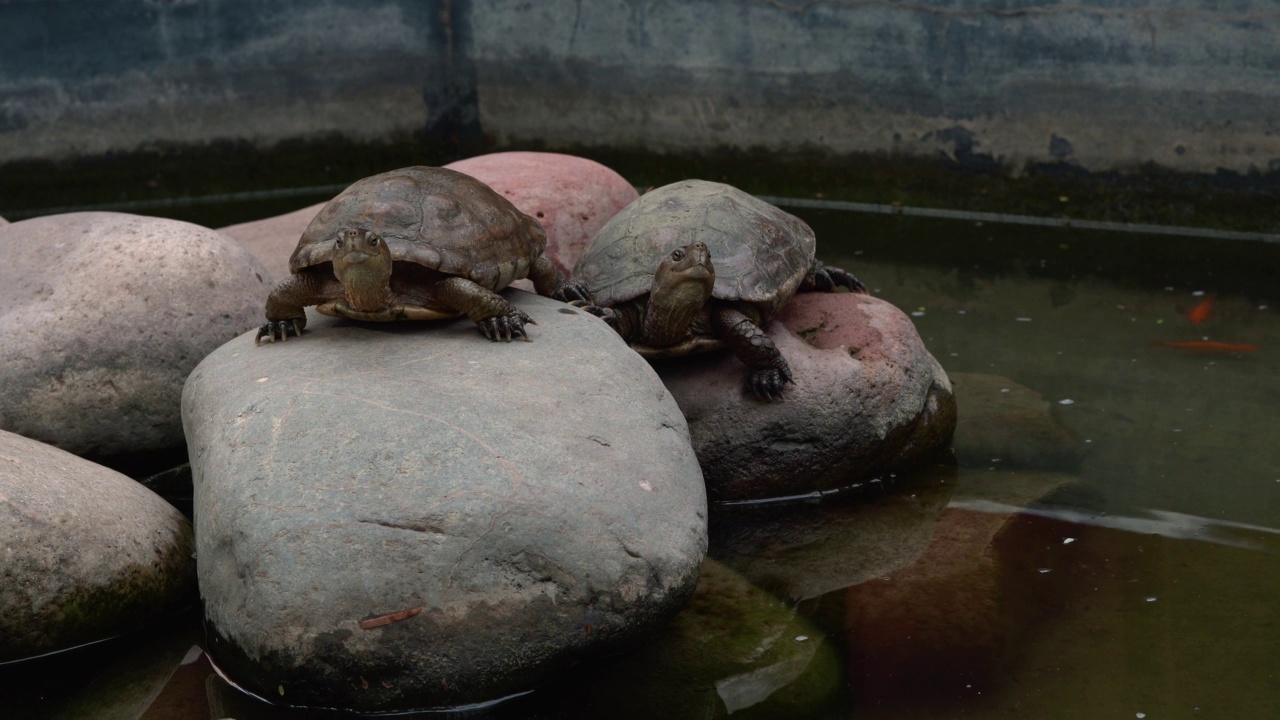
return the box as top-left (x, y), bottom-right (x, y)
top-left (644, 242), bottom-right (715, 345)
top-left (331, 228), bottom-right (394, 311)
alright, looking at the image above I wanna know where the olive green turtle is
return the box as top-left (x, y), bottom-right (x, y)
top-left (572, 179), bottom-right (867, 399)
top-left (256, 166), bottom-right (588, 344)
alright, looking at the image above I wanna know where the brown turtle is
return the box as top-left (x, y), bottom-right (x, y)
top-left (256, 166), bottom-right (588, 344)
top-left (572, 179), bottom-right (867, 399)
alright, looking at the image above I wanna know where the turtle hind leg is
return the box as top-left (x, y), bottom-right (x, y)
top-left (803, 259), bottom-right (869, 294)
top-left (434, 277), bottom-right (536, 342)
top-left (712, 305), bottom-right (794, 401)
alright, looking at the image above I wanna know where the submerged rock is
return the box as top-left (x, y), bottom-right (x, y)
top-left (840, 469), bottom-right (1081, 705)
top-left (658, 292), bottom-right (956, 502)
top-left (183, 292), bottom-right (707, 712)
top-left (0, 212), bottom-right (271, 460)
top-left (520, 558), bottom-right (842, 719)
top-left (445, 151), bottom-right (639, 274)
top-left (950, 372), bottom-right (1086, 471)
top-left (710, 466), bottom-right (956, 603)
top-left (218, 202), bottom-right (324, 283)
top-left (0, 429), bottom-right (196, 663)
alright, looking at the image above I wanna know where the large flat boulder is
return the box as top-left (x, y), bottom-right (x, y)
top-left (0, 429), bottom-right (196, 663)
top-left (183, 292), bottom-right (707, 712)
top-left (659, 292), bottom-right (956, 502)
top-left (0, 212), bottom-right (271, 461)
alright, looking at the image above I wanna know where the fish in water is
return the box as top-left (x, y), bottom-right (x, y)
top-left (1187, 297), bottom-right (1214, 325)
top-left (1151, 340), bottom-right (1260, 353)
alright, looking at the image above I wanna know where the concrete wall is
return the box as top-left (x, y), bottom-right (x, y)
top-left (3, 0), bottom-right (1279, 176)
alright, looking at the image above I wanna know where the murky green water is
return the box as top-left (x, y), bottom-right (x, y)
top-left (4, 208), bottom-right (1277, 719)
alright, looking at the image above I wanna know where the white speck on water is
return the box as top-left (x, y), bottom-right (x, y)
top-left (854, 250), bottom-right (864, 255)
top-left (1059, 399), bottom-right (1074, 405)
top-left (1173, 428), bottom-right (1182, 433)
top-left (1260, 305), bottom-right (1269, 310)
top-left (1015, 317), bottom-right (1032, 322)
top-left (1137, 713), bottom-right (1146, 719)
top-left (991, 458), bottom-right (1002, 463)
top-left (794, 635), bottom-right (810, 642)
top-left (957, 309), bottom-right (967, 314)
top-left (256, 377), bottom-right (269, 383)
top-left (1063, 538), bottom-right (1075, 545)
top-left (1192, 290), bottom-right (1205, 296)
top-left (1146, 596), bottom-right (1157, 602)
top-left (1000, 387), bottom-right (1010, 393)
top-left (950, 352), bottom-right (959, 357)
top-left (1038, 568), bottom-right (1052, 574)
top-left (911, 311), bottom-right (926, 317)
top-left (1085, 438), bottom-right (1093, 443)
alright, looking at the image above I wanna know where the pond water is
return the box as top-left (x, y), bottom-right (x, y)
top-left (3, 206), bottom-right (1277, 719)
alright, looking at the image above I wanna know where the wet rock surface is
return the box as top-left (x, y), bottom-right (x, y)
top-left (0, 212), bottom-right (271, 460)
top-left (445, 151), bottom-right (639, 274)
top-left (0, 429), bottom-right (197, 663)
top-left (183, 292), bottom-right (707, 712)
top-left (658, 292), bottom-right (957, 502)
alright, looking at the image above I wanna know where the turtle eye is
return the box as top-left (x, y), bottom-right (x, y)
top-left (671, 249), bottom-right (685, 261)
top-left (367, 234), bottom-right (379, 247)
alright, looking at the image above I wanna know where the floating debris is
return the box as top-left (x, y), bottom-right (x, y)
top-left (1059, 398), bottom-right (1075, 405)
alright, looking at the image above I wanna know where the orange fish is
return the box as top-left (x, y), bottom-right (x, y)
top-left (1151, 340), bottom-right (1260, 353)
top-left (1187, 297), bottom-right (1214, 324)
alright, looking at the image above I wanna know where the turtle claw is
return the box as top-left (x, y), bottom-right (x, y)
top-left (571, 301), bottom-right (619, 328)
top-left (478, 309), bottom-right (535, 342)
top-left (810, 262), bottom-right (868, 294)
top-left (747, 364), bottom-right (794, 401)
top-left (255, 318), bottom-right (304, 345)
top-left (554, 280), bottom-right (593, 305)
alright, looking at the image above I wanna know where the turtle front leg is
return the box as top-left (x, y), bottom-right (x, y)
top-left (257, 273), bottom-right (339, 345)
top-left (434, 277), bottom-right (536, 342)
top-left (712, 305), bottom-right (793, 401)
top-left (528, 255), bottom-right (592, 304)
top-left (803, 260), bottom-right (868, 294)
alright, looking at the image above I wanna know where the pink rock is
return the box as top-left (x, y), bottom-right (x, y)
top-left (218, 201), bottom-right (325, 283)
top-left (445, 152), bottom-right (639, 273)
top-left (657, 292), bottom-right (956, 502)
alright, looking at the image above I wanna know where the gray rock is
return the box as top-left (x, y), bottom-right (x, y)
top-left (0, 212), bottom-right (271, 460)
top-left (218, 201), bottom-right (325, 283)
top-left (659, 293), bottom-right (957, 502)
top-left (0, 214), bottom-right (8, 226)
top-left (950, 372), bottom-right (1086, 471)
top-left (0, 429), bottom-right (197, 663)
top-left (183, 292), bottom-right (707, 713)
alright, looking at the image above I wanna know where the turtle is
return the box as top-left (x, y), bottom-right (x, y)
top-left (572, 179), bottom-right (867, 400)
top-left (256, 166), bottom-right (589, 345)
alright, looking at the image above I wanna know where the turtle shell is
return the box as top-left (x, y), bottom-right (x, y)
top-left (290, 166), bottom-right (547, 292)
top-left (573, 180), bottom-right (816, 320)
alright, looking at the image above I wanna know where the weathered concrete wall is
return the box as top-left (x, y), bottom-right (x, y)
top-left (3, 0), bottom-right (1279, 176)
